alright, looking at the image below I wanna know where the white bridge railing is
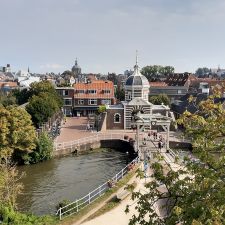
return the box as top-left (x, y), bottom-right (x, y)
top-left (54, 133), bottom-right (129, 151)
top-left (56, 156), bottom-right (139, 220)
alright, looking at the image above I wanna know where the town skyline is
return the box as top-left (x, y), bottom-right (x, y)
top-left (1, 0), bottom-right (225, 74)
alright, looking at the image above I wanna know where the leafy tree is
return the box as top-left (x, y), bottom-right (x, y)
top-left (29, 80), bottom-right (56, 96)
top-left (127, 96), bottom-right (225, 225)
top-left (0, 106), bottom-right (12, 158)
top-left (149, 94), bottom-right (170, 106)
top-left (26, 81), bottom-right (62, 127)
top-left (27, 132), bottom-right (53, 164)
top-left (26, 92), bottom-right (60, 127)
top-left (195, 67), bottom-right (210, 77)
top-left (115, 88), bottom-right (125, 101)
top-left (0, 162), bottom-right (24, 209)
top-left (98, 105), bottom-right (106, 114)
top-left (0, 106), bottom-right (37, 160)
top-left (108, 73), bottom-right (118, 85)
top-left (164, 66), bottom-right (175, 76)
top-left (0, 92), bottom-right (17, 107)
top-left (141, 65), bottom-right (175, 81)
top-left (12, 88), bottom-right (32, 105)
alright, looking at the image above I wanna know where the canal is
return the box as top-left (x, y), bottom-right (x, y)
top-left (16, 149), bottom-right (128, 215)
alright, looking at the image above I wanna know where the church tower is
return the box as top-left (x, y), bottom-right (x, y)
top-left (72, 58), bottom-right (82, 77)
top-left (124, 53), bottom-right (150, 102)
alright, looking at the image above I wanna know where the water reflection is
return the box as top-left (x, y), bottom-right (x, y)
top-left (17, 149), bottom-right (127, 215)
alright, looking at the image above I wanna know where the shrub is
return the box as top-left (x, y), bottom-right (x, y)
top-left (25, 132), bottom-right (53, 164)
top-left (0, 204), bottom-right (56, 225)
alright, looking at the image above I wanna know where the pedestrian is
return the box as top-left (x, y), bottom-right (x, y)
top-left (158, 141), bottom-right (162, 151)
top-left (153, 132), bottom-right (157, 140)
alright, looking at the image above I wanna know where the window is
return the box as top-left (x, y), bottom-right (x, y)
top-left (103, 89), bottom-right (111, 94)
top-left (114, 113), bottom-right (121, 123)
top-left (77, 90), bottom-right (85, 94)
top-left (88, 99), bottom-right (97, 105)
top-left (88, 90), bottom-right (97, 94)
top-left (101, 99), bottom-right (111, 105)
top-left (63, 90), bottom-right (69, 96)
top-left (128, 92), bottom-right (131, 100)
top-left (64, 98), bottom-right (72, 106)
top-left (78, 99), bottom-right (84, 105)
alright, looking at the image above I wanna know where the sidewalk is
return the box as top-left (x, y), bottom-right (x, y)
top-left (55, 117), bottom-right (90, 143)
top-left (77, 164), bottom-right (152, 225)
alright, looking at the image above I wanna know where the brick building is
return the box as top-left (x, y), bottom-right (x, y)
top-left (56, 80), bottom-right (116, 117)
top-left (73, 80), bottom-right (115, 116)
top-left (105, 59), bottom-right (173, 130)
top-left (56, 87), bottom-right (75, 116)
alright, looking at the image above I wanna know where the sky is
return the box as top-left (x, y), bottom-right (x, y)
top-left (1, 0), bottom-right (225, 74)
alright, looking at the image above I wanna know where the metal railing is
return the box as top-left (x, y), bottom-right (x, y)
top-left (56, 156), bottom-right (139, 220)
top-left (54, 133), bottom-right (129, 151)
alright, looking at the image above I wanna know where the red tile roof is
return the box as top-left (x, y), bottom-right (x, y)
top-left (149, 82), bottom-right (167, 87)
top-left (73, 80), bottom-right (115, 99)
top-left (0, 82), bottom-right (18, 88)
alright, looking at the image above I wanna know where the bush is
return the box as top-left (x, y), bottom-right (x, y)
top-left (23, 132), bottom-right (53, 164)
top-left (0, 204), bottom-right (56, 225)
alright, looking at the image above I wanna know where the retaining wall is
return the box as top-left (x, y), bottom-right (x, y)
top-left (53, 139), bottom-right (135, 157)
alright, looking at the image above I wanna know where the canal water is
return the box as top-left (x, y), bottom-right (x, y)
top-left (16, 149), bottom-right (127, 215)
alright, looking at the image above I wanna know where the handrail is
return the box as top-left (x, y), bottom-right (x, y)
top-left (54, 133), bottom-right (128, 151)
top-left (56, 156), bottom-right (139, 219)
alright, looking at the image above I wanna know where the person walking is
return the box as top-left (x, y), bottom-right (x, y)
top-left (158, 141), bottom-right (162, 152)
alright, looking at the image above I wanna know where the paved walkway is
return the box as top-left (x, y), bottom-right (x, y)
top-left (55, 117), bottom-right (136, 144)
top-left (76, 164), bottom-right (152, 225)
top-left (55, 117), bottom-right (187, 145)
top-left (55, 117), bottom-right (89, 143)
top-left (72, 137), bottom-right (185, 225)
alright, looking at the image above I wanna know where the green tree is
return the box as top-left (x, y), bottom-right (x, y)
top-left (29, 80), bottom-right (56, 96)
top-left (12, 88), bottom-right (32, 105)
top-left (98, 105), bottom-right (106, 114)
top-left (149, 94), bottom-right (170, 106)
top-left (164, 66), bottom-right (175, 76)
top-left (26, 92), bottom-right (59, 127)
top-left (115, 88), bottom-right (125, 101)
top-left (195, 67), bottom-right (210, 77)
top-left (0, 92), bottom-right (17, 107)
top-left (27, 132), bottom-right (53, 164)
top-left (127, 96), bottom-right (225, 225)
top-left (141, 65), bottom-right (175, 81)
top-left (0, 106), bottom-right (37, 160)
top-left (0, 162), bottom-right (24, 209)
top-left (108, 73), bottom-right (118, 85)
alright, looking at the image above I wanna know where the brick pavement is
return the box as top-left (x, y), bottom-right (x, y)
top-left (55, 117), bottom-right (188, 145)
top-left (55, 117), bottom-right (91, 143)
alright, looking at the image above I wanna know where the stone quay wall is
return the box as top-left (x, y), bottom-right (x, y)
top-left (53, 139), bottom-right (135, 157)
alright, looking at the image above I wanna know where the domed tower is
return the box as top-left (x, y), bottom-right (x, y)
top-left (125, 54), bottom-right (150, 102)
top-left (72, 58), bottom-right (81, 77)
